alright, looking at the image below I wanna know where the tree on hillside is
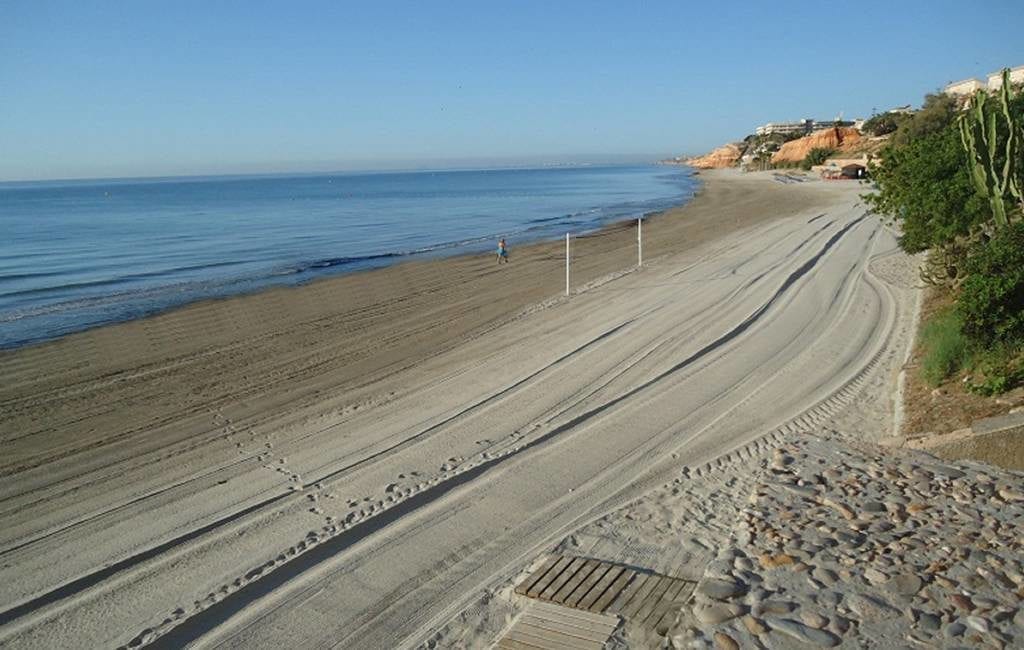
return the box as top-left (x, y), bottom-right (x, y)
top-left (862, 112), bottom-right (910, 136)
top-left (865, 123), bottom-right (988, 256)
top-left (867, 88), bottom-right (988, 263)
top-left (891, 93), bottom-right (959, 147)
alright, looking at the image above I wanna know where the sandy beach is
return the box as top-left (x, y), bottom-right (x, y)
top-left (1, 170), bottom-right (888, 648)
top-left (1, 170), bottom-right (827, 479)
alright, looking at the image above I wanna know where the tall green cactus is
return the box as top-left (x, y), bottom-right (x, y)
top-left (958, 68), bottom-right (1022, 229)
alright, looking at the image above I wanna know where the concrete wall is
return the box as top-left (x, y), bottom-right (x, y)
top-left (907, 412), bottom-right (1024, 471)
top-left (918, 429), bottom-right (1024, 471)
top-left (945, 78), bottom-right (985, 96)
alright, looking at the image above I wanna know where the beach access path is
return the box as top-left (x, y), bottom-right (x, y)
top-left (0, 171), bottom-right (893, 648)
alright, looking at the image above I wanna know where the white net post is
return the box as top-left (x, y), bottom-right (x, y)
top-left (638, 217), bottom-right (642, 267)
top-left (565, 233), bottom-right (570, 296)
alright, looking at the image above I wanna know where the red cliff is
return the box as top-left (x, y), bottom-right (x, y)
top-left (771, 127), bottom-right (862, 164)
top-left (686, 143), bottom-right (743, 169)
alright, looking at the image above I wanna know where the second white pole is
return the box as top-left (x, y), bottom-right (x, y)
top-left (565, 232), bottom-right (570, 296)
top-left (638, 217), bottom-right (643, 267)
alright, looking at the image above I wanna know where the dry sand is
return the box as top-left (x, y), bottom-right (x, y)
top-left (459, 241), bottom-right (1022, 650)
top-left (0, 170), bottom-right (885, 648)
top-left (431, 237), bottom-right (937, 649)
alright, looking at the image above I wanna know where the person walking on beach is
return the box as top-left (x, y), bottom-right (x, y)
top-left (497, 237), bottom-right (509, 264)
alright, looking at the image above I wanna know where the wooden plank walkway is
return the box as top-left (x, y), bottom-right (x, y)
top-left (503, 553), bottom-right (696, 646)
top-left (496, 601), bottom-right (619, 650)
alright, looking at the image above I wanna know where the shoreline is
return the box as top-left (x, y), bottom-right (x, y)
top-left (0, 187), bottom-right (698, 354)
top-left (1, 165), bottom-right (696, 351)
top-left (0, 170), bottom-right (833, 474)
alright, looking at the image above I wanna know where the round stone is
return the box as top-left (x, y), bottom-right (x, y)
top-left (889, 572), bottom-right (923, 596)
top-left (865, 567), bottom-right (888, 584)
top-left (713, 631), bottom-right (739, 650)
top-left (919, 612), bottom-right (941, 632)
top-left (696, 603), bottom-right (744, 625)
top-left (800, 610), bottom-right (829, 629)
top-left (965, 615), bottom-right (989, 633)
top-left (812, 566), bottom-right (838, 585)
top-left (742, 615), bottom-right (767, 636)
top-left (697, 578), bottom-right (748, 601)
top-left (950, 593), bottom-right (973, 612)
top-left (766, 617), bottom-right (841, 647)
top-left (944, 621), bottom-right (966, 638)
top-left (755, 600), bottom-right (796, 616)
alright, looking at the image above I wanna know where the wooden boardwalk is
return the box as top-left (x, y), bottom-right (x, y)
top-left (496, 601), bottom-right (619, 650)
top-left (497, 554), bottom-right (695, 648)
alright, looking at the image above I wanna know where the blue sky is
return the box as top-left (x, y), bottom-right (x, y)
top-left (3, 1), bottom-right (1023, 181)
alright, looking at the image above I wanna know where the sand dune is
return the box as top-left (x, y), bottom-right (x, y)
top-left (0, 171), bottom-right (888, 648)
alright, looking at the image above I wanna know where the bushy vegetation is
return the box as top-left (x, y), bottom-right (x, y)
top-left (861, 111), bottom-right (910, 136)
top-left (891, 93), bottom-right (960, 147)
top-left (958, 223), bottom-right (1024, 347)
top-left (918, 226), bottom-right (1024, 392)
top-left (919, 300), bottom-right (1024, 395)
top-left (801, 147), bottom-right (834, 170)
top-left (867, 70), bottom-right (1024, 394)
top-left (865, 125), bottom-right (987, 253)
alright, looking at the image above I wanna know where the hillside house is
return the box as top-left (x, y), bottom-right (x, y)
top-left (944, 78), bottom-right (986, 96)
top-left (987, 65), bottom-right (1024, 90)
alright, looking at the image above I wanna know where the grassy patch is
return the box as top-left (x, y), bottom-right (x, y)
top-left (917, 303), bottom-right (1024, 394)
top-left (919, 307), bottom-right (969, 386)
top-left (901, 288), bottom-right (1009, 436)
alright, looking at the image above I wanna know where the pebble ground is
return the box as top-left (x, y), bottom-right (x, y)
top-left (672, 430), bottom-right (1024, 649)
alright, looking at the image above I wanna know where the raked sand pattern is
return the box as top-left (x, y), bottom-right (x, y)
top-left (424, 215), bottom-right (1021, 649)
top-left (3, 171), bottom-right (983, 649)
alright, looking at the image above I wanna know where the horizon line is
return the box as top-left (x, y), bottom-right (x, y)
top-left (0, 153), bottom-right (680, 186)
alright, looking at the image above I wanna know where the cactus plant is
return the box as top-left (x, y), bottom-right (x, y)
top-left (958, 68), bottom-right (1023, 229)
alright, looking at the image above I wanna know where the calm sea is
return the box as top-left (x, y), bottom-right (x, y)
top-left (0, 165), bottom-right (697, 349)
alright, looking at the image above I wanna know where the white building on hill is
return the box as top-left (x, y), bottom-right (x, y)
top-left (945, 78), bottom-right (986, 96)
top-left (755, 120), bottom-right (813, 137)
top-left (755, 119), bottom-right (855, 137)
top-left (945, 65), bottom-right (1023, 96)
top-left (987, 65), bottom-right (1024, 90)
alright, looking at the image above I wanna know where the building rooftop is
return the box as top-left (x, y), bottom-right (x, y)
top-left (987, 64), bottom-right (1024, 76)
top-left (945, 77), bottom-right (984, 88)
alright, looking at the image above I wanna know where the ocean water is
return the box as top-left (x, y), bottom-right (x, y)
top-left (0, 165), bottom-right (697, 349)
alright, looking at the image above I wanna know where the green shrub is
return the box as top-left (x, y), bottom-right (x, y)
top-left (958, 223), bottom-right (1024, 348)
top-left (865, 124), bottom-right (988, 253)
top-left (919, 307), bottom-right (970, 386)
top-left (801, 147), bottom-right (833, 170)
top-left (862, 112), bottom-right (910, 136)
top-left (891, 93), bottom-right (959, 147)
top-left (965, 345), bottom-right (1024, 395)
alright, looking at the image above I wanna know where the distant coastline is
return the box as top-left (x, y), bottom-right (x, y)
top-left (0, 154), bottom-right (675, 186)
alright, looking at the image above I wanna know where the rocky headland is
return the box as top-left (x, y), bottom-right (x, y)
top-left (685, 143), bottom-right (744, 169)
